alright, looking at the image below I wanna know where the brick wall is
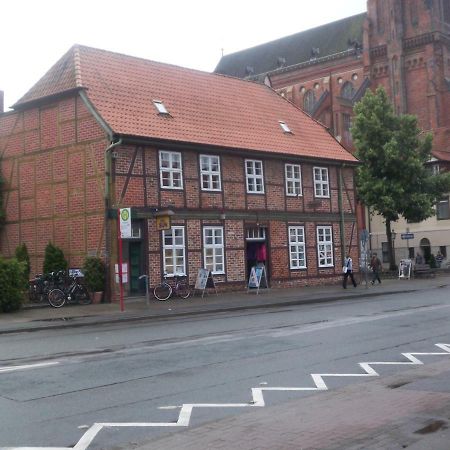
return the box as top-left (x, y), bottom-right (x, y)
top-left (0, 94), bottom-right (109, 274)
top-left (111, 145), bottom-right (356, 289)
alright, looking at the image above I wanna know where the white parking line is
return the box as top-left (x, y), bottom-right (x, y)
top-left (0, 361), bottom-right (59, 373)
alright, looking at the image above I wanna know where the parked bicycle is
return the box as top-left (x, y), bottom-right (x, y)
top-left (153, 273), bottom-right (191, 301)
top-left (48, 274), bottom-right (91, 308)
top-left (29, 271), bottom-right (65, 304)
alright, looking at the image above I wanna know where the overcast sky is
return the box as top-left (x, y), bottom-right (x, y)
top-left (1, 0), bottom-right (366, 110)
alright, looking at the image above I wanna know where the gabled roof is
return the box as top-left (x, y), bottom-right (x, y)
top-left (214, 13), bottom-right (366, 79)
top-left (13, 45), bottom-right (357, 163)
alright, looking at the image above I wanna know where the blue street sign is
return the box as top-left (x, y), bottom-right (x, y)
top-left (401, 233), bottom-right (414, 240)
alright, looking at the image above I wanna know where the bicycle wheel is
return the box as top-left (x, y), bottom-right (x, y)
top-left (75, 285), bottom-right (92, 305)
top-left (48, 289), bottom-right (66, 308)
top-left (176, 281), bottom-right (191, 299)
top-left (153, 283), bottom-right (172, 301)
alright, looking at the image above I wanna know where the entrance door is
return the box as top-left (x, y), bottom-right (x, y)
top-left (129, 242), bottom-right (142, 294)
top-left (245, 227), bottom-right (269, 282)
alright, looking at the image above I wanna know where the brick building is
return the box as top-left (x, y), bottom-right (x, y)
top-left (0, 45), bottom-right (358, 295)
top-left (216, 0), bottom-right (450, 264)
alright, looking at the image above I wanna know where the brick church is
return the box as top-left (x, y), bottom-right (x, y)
top-left (215, 0), bottom-right (450, 265)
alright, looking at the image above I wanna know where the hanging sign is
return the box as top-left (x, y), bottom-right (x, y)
top-left (156, 215), bottom-right (171, 231)
top-left (247, 265), bottom-right (268, 294)
top-left (194, 268), bottom-right (217, 297)
top-left (119, 208), bottom-right (132, 238)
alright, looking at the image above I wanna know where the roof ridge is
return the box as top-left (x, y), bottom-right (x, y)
top-left (72, 44), bottom-right (83, 88)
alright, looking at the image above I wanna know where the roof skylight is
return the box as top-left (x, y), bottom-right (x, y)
top-left (279, 121), bottom-right (292, 134)
top-left (153, 100), bottom-right (169, 115)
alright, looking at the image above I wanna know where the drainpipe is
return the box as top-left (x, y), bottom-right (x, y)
top-left (338, 165), bottom-right (346, 262)
top-left (104, 138), bottom-right (122, 301)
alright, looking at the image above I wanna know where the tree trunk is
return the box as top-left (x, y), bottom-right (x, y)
top-left (385, 220), bottom-right (396, 271)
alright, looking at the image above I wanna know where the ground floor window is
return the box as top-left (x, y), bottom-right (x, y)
top-left (289, 226), bottom-right (306, 269)
top-left (317, 226), bottom-right (333, 267)
top-left (162, 226), bottom-right (186, 276)
top-left (203, 226), bottom-right (225, 274)
top-left (382, 242), bottom-right (389, 263)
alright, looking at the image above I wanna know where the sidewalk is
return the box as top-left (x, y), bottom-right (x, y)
top-left (1, 274), bottom-right (449, 335)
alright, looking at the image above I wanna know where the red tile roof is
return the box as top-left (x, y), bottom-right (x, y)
top-left (14, 45), bottom-right (357, 163)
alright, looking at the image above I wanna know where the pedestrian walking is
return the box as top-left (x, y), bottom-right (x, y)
top-left (370, 252), bottom-right (382, 284)
top-left (343, 254), bottom-right (357, 289)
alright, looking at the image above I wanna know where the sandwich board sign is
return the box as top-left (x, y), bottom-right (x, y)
top-left (194, 268), bottom-right (217, 297)
top-left (247, 264), bottom-right (268, 294)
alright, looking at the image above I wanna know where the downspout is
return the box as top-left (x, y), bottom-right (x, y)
top-left (338, 165), bottom-right (346, 261)
top-left (105, 138), bottom-right (122, 301)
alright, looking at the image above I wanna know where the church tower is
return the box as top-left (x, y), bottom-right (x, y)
top-left (365, 0), bottom-right (450, 140)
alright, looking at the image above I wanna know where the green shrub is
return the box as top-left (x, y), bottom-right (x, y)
top-left (82, 256), bottom-right (106, 292)
top-left (0, 257), bottom-right (27, 312)
top-left (15, 243), bottom-right (31, 281)
top-left (43, 242), bottom-right (68, 274)
top-left (429, 254), bottom-right (437, 269)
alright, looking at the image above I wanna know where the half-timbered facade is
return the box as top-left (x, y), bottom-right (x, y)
top-left (0, 45), bottom-right (358, 296)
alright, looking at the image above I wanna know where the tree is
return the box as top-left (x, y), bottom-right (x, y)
top-left (43, 242), bottom-right (68, 274)
top-left (352, 87), bottom-right (450, 270)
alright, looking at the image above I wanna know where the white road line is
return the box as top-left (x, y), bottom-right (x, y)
top-left (4, 343), bottom-right (450, 450)
top-left (0, 361), bottom-right (59, 373)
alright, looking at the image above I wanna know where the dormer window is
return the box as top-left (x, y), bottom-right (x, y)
top-left (153, 100), bottom-right (169, 115)
top-left (279, 121), bottom-right (292, 134)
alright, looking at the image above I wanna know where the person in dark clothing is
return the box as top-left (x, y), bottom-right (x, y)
top-left (370, 253), bottom-right (382, 284)
top-left (343, 254), bottom-right (357, 288)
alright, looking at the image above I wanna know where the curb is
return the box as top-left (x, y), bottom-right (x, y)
top-left (0, 286), bottom-right (428, 335)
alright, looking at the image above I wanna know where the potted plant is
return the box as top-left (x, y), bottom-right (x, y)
top-left (82, 256), bottom-right (106, 303)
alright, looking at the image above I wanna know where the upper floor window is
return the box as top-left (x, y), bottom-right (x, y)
top-left (203, 226), bottom-right (225, 274)
top-left (289, 226), bottom-right (306, 269)
top-left (162, 226), bottom-right (186, 276)
top-left (313, 167), bottom-right (330, 198)
top-left (341, 81), bottom-right (355, 100)
top-left (200, 155), bottom-right (221, 191)
top-left (303, 90), bottom-right (316, 114)
top-left (159, 151), bottom-right (183, 189)
top-left (285, 164), bottom-right (302, 196)
top-left (245, 159), bottom-right (264, 194)
top-left (437, 196), bottom-right (450, 220)
top-left (317, 226), bottom-right (333, 267)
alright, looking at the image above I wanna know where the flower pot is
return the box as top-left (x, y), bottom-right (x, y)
top-left (92, 291), bottom-right (103, 304)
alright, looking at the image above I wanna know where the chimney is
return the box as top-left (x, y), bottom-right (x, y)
top-left (0, 90), bottom-right (4, 113)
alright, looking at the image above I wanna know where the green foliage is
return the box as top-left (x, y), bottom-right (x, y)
top-left (352, 87), bottom-right (450, 224)
top-left (43, 242), bottom-right (68, 274)
top-left (82, 256), bottom-right (106, 292)
top-left (0, 257), bottom-right (27, 312)
top-left (15, 243), bottom-right (31, 281)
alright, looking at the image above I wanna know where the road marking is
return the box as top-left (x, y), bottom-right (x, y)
top-left (0, 361), bottom-right (59, 373)
top-left (4, 343), bottom-right (450, 450)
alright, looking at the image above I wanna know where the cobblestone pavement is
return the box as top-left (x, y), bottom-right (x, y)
top-left (132, 359), bottom-right (450, 450)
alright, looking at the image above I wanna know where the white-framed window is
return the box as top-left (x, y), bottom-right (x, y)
top-left (317, 226), bottom-right (333, 267)
top-left (200, 155), bottom-right (221, 191)
top-left (437, 196), bottom-right (450, 220)
top-left (289, 226), bottom-right (306, 269)
top-left (162, 226), bottom-right (186, 276)
top-left (159, 150), bottom-right (183, 189)
top-left (245, 159), bottom-right (264, 193)
top-left (285, 164), bottom-right (302, 196)
top-left (203, 226), bottom-right (225, 274)
top-left (313, 166), bottom-right (330, 198)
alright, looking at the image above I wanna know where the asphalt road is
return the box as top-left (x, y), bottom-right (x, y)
top-left (1, 286), bottom-right (449, 449)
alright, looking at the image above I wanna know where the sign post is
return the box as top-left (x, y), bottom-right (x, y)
top-left (118, 208), bottom-right (131, 312)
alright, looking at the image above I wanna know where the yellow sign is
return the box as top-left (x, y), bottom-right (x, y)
top-left (156, 215), bottom-right (171, 231)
